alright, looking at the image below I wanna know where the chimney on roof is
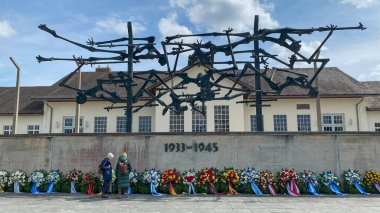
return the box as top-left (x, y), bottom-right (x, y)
top-left (95, 66), bottom-right (112, 72)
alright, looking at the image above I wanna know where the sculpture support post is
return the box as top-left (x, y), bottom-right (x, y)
top-left (254, 15), bottom-right (264, 131)
top-left (126, 22), bottom-right (133, 133)
top-left (10, 57), bottom-right (20, 135)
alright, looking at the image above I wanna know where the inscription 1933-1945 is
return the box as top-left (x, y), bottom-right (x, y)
top-left (164, 142), bottom-right (218, 153)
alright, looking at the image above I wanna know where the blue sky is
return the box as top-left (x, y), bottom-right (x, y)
top-left (0, 0), bottom-right (379, 87)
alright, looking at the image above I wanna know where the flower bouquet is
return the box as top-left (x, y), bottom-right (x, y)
top-left (183, 170), bottom-right (197, 194)
top-left (9, 170), bottom-right (27, 193)
top-left (197, 168), bottom-right (221, 195)
top-left (143, 169), bottom-right (162, 196)
top-left (128, 170), bottom-right (138, 194)
top-left (363, 170), bottom-right (380, 193)
top-left (278, 169), bottom-right (300, 196)
top-left (220, 168), bottom-right (239, 195)
top-left (342, 170), bottom-right (369, 194)
top-left (161, 169), bottom-right (182, 196)
top-left (239, 168), bottom-right (262, 195)
top-left (66, 169), bottom-right (81, 193)
top-left (29, 171), bottom-right (45, 194)
top-left (81, 172), bottom-right (96, 195)
top-left (257, 170), bottom-right (277, 195)
top-left (0, 170), bottom-right (9, 192)
top-left (46, 171), bottom-right (60, 193)
top-left (319, 171), bottom-right (346, 196)
top-left (299, 170), bottom-right (319, 195)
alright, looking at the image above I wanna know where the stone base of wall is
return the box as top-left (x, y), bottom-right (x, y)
top-left (1, 133), bottom-right (379, 174)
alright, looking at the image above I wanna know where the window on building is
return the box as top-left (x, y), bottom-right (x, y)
top-left (296, 104), bottom-right (310, 110)
top-left (94, 117), bottom-right (107, 133)
top-left (139, 116), bottom-right (152, 132)
top-left (375, 123), bottom-right (380, 132)
top-left (297, 115), bottom-right (311, 132)
top-left (27, 125), bottom-right (40, 134)
top-left (169, 111), bottom-right (184, 132)
top-left (322, 114), bottom-right (344, 132)
top-left (3, 125), bottom-right (12, 135)
top-left (214, 105), bottom-right (229, 132)
top-left (250, 115), bottom-right (257, 132)
top-left (116, 116), bottom-right (126, 133)
top-left (273, 115), bottom-right (287, 132)
top-left (63, 117), bottom-right (83, 133)
top-left (192, 107), bottom-right (207, 132)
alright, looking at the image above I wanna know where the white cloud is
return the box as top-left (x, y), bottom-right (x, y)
top-left (170, 0), bottom-right (278, 32)
top-left (95, 18), bottom-right (146, 35)
top-left (0, 20), bottom-right (16, 38)
top-left (340, 0), bottom-right (377, 8)
top-left (358, 64), bottom-right (380, 81)
top-left (169, 0), bottom-right (190, 8)
top-left (158, 13), bottom-right (197, 43)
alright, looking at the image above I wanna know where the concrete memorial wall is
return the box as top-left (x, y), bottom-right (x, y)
top-left (0, 133), bottom-right (379, 174)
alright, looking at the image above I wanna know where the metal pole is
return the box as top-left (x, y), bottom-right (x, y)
top-left (73, 55), bottom-right (81, 133)
top-left (10, 57), bottom-right (20, 135)
top-left (254, 15), bottom-right (264, 131)
top-left (126, 22), bottom-right (133, 132)
top-left (313, 51), bottom-right (322, 131)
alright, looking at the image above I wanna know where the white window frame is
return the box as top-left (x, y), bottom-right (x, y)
top-left (322, 114), bottom-right (345, 132)
top-left (169, 111), bottom-right (184, 132)
top-left (63, 116), bottom-right (84, 133)
top-left (27, 125), bottom-right (40, 134)
top-left (116, 116), bottom-right (126, 133)
top-left (192, 107), bottom-right (207, 132)
top-left (297, 115), bottom-right (311, 132)
top-left (3, 125), bottom-right (12, 135)
top-left (250, 115), bottom-right (257, 132)
top-left (94, 117), bottom-right (107, 133)
top-left (139, 116), bottom-right (152, 132)
top-left (214, 105), bottom-right (229, 132)
top-left (273, 115), bottom-right (287, 132)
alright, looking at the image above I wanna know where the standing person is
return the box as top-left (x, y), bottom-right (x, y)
top-left (101, 152), bottom-right (114, 198)
top-left (115, 152), bottom-right (132, 199)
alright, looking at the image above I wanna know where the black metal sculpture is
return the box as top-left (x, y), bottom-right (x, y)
top-left (160, 15), bottom-right (365, 131)
top-left (37, 16), bottom-right (365, 132)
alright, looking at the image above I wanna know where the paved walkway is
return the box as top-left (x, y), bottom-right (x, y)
top-left (1, 193), bottom-right (380, 213)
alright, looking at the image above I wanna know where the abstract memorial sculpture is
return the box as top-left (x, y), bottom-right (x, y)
top-left (37, 16), bottom-right (365, 132)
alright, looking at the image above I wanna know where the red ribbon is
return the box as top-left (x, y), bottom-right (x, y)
top-left (87, 182), bottom-right (94, 195)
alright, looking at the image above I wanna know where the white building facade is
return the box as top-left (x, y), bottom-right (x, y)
top-left (1, 65), bottom-right (380, 134)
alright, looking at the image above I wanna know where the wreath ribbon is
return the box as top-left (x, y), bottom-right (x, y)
top-left (188, 182), bottom-right (196, 194)
top-left (87, 182), bottom-right (94, 195)
top-left (267, 183), bottom-right (277, 196)
top-left (70, 181), bottom-right (77, 193)
top-left (250, 182), bottom-right (263, 195)
top-left (150, 182), bottom-right (162, 196)
top-left (307, 181), bottom-right (319, 196)
top-left (168, 183), bottom-right (178, 196)
top-left (227, 182), bottom-right (239, 195)
top-left (13, 181), bottom-right (20, 193)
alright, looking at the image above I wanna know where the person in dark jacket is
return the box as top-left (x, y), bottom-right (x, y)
top-left (101, 152), bottom-right (114, 198)
top-left (115, 151), bottom-right (132, 199)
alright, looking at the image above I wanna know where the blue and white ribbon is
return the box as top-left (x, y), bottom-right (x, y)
top-left (329, 182), bottom-right (347, 196)
top-left (353, 181), bottom-right (370, 195)
top-left (188, 183), bottom-right (196, 194)
top-left (307, 181), bottom-right (320, 196)
top-left (13, 181), bottom-right (20, 193)
top-left (70, 181), bottom-right (77, 193)
top-left (31, 183), bottom-right (43, 194)
top-left (150, 183), bottom-right (162, 196)
top-left (250, 182), bottom-right (263, 195)
top-left (46, 183), bottom-right (55, 193)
